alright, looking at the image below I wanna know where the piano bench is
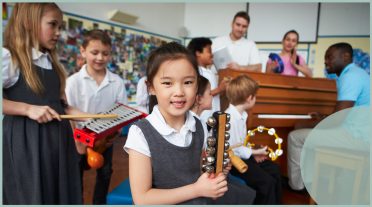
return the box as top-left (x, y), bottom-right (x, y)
top-left (107, 178), bottom-right (133, 205)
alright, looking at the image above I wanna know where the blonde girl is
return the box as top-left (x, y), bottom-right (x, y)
top-left (3, 3), bottom-right (85, 204)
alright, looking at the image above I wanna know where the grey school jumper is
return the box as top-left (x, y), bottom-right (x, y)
top-left (134, 117), bottom-right (208, 204)
top-left (135, 117), bottom-right (256, 205)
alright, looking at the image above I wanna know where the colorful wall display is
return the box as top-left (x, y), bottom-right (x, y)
top-left (2, 3), bottom-right (180, 104)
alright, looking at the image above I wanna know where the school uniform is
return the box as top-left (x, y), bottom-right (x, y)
top-left (226, 104), bottom-right (282, 204)
top-left (135, 76), bottom-right (149, 113)
top-left (189, 111), bottom-right (257, 204)
top-left (198, 66), bottom-right (220, 128)
top-left (65, 64), bottom-right (127, 204)
top-left (125, 107), bottom-right (255, 204)
top-left (2, 48), bottom-right (82, 204)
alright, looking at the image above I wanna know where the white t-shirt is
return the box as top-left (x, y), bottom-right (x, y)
top-left (225, 104), bottom-right (252, 159)
top-left (212, 35), bottom-right (261, 66)
top-left (2, 48), bottom-right (53, 88)
top-left (124, 106), bottom-right (197, 157)
top-left (198, 66), bottom-right (220, 128)
top-left (65, 64), bottom-right (128, 116)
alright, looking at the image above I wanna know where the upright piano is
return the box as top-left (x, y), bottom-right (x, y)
top-left (219, 69), bottom-right (337, 175)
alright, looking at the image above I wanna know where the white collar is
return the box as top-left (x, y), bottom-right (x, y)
top-left (189, 110), bottom-right (200, 120)
top-left (32, 48), bottom-right (51, 61)
top-left (80, 64), bottom-right (115, 82)
top-left (147, 105), bottom-right (196, 136)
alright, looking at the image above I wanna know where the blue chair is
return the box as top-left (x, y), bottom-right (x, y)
top-left (107, 178), bottom-right (133, 205)
top-left (228, 174), bottom-right (247, 185)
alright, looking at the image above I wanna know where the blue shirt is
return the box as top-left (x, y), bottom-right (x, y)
top-left (337, 63), bottom-right (370, 106)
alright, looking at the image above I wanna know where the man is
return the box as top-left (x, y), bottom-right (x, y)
top-left (212, 11), bottom-right (261, 72)
top-left (287, 42), bottom-right (370, 191)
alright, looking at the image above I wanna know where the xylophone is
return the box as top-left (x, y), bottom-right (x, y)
top-left (73, 103), bottom-right (147, 148)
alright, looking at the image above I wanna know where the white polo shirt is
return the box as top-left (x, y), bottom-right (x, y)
top-left (135, 76), bottom-right (149, 113)
top-left (198, 66), bottom-right (220, 128)
top-left (2, 48), bottom-right (53, 88)
top-left (65, 64), bottom-right (128, 115)
top-left (225, 104), bottom-right (252, 159)
top-left (124, 106), bottom-right (197, 157)
top-left (212, 35), bottom-right (261, 66)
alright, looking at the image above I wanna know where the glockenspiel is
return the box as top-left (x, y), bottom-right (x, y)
top-left (73, 103), bottom-right (147, 148)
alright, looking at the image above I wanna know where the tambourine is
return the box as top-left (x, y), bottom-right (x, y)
top-left (268, 53), bottom-right (284, 73)
top-left (243, 125), bottom-right (283, 161)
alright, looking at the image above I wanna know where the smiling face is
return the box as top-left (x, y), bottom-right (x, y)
top-left (282, 32), bottom-right (299, 53)
top-left (38, 6), bottom-right (63, 51)
top-left (324, 47), bottom-right (345, 75)
top-left (231, 16), bottom-right (249, 40)
top-left (80, 40), bottom-right (111, 72)
top-left (149, 58), bottom-right (198, 123)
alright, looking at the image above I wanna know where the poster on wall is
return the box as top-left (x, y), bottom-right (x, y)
top-left (2, 3), bottom-right (180, 105)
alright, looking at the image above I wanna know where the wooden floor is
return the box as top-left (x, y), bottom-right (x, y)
top-left (83, 136), bottom-right (311, 205)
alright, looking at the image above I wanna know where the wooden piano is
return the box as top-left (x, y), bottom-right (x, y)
top-left (219, 69), bottom-right (337, 175)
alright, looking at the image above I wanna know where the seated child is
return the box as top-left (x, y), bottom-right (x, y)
top-left (191, 76), bottom-right (256, 204)
top-left (225, 75), bottom-right (282, 204)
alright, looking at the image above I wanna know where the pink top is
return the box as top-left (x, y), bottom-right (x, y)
top-left (267, 54), bottom-right (305, 76)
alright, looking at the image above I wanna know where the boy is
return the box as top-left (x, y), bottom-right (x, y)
top-left (65, 29), bottom-right (128, 204)
top-left (187, 37), bottom-right (229, 126)
top-left (225, 75), bottom-right (282, 204)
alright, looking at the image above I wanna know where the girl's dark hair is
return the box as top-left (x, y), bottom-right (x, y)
top-left (282, 30), bottom-right (299, 42)
top-left (146, 42), bottom-right (200, 113)
top-left (196, 76), bottom-right (210, 96)
top-left (283, 30), bottom-right (300, 64)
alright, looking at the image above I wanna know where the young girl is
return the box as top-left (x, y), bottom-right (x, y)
top-left (124, 42), bottom-right (228, 204)
top-left (266, 30), bottom-right (312, 77)
top-left (3, 3), bottom-right (85, 204)
top-left (190, 75), bottom-right (213, 119)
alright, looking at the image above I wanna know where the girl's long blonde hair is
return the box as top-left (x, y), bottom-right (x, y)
top-left (3, 3), bottom-right (67, 96)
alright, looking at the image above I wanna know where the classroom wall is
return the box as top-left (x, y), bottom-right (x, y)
top-left (184, 3), bottom-right (246, 38)
top-left (57, 3), bottom-right (185, 39)
top-left (57, 2), bottom-right (370, 78)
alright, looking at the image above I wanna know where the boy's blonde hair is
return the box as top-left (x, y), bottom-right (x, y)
top-left (4, 3), bottom-right (66, 96)
top-left (226, 75), bottom-right (258, 105)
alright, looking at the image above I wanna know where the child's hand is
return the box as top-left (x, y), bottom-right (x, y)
top-left (252, 146), bottom-right (268, 155)
top-left (268, 60), bottom-right (279, 72)
top-left (253, 154), bottom-right (268, 163)
top-left (26, 105), bottom-right (61, 123)
top-left (227, 62), bottom-right (240, 70)
top-left (222, 161), bottom-right (232, 175)
top-left (193, 172), bottom-right (228, 199)
top-left (218, 77), bottom-right (231, 92)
